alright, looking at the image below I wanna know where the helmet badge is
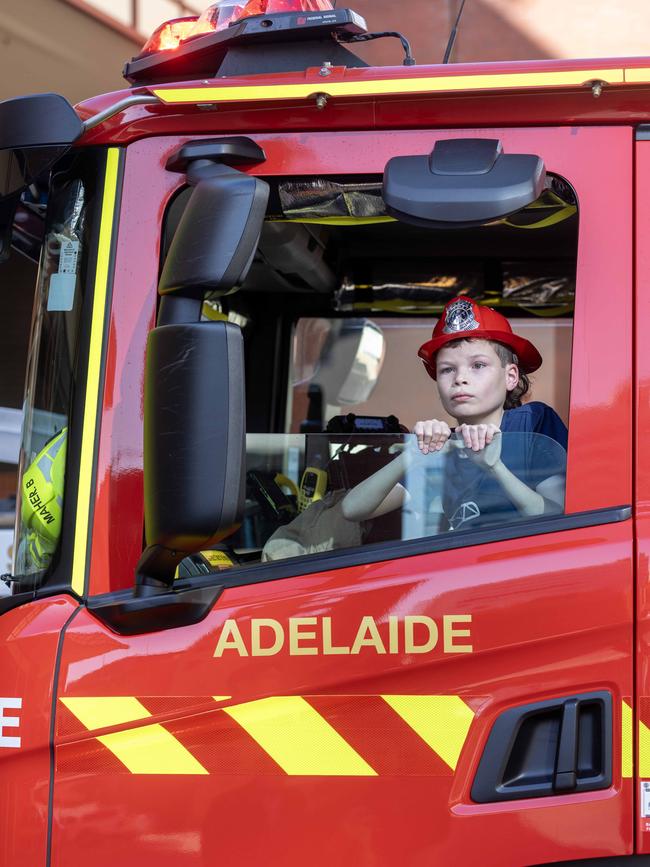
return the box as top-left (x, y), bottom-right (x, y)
top-left (442, 299), bottom-right (480, 334)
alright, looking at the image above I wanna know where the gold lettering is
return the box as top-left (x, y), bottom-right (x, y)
top-left (388, 616), bottom-right (399, 654)
top-left (289, 618), bottom-right (318, 655)
top-left (443, 615), bottom-right (473, 653)
top-left (351, 616), bottom-right (386, 655)
top-left (251, 619), bottom-right (284, 657)
top-left (214, 620), bottom-right (248, 657)
top-left (404, 616), bottom-right (438, 654)
top-left (322, 617), bottom-right (350, 655)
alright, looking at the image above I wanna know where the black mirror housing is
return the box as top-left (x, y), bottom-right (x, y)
top-left (0, 93), bottom-right (83, 198)
top-left (158, 164), bottom-right (269, 298)
top-left (383, 138), bottom-right (546, 228)
top-left (0, 93), bottom-right (83, 261)
top-left (140, 321), bottom-right (245, 586)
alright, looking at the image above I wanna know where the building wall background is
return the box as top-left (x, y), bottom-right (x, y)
top-left (3, 1), bottom-right (650, 105)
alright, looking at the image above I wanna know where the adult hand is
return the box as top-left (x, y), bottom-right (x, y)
top-left (413, 419), bottom-right (452, 454)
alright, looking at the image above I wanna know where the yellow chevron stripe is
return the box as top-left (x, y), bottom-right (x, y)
top-left (622, 700), bottom-right (633, 779)
top-left (223, 696), bottom-right (377, 776)
top-left (61, 696), bottom-right (150, 729)
top-left (60, 696), bottom-right (208, 775)
top-left (153, 68), bottom-right (623, 105)
top-left (382, 695), bottom-right (474, 771)
top-left (97, 725), bottom-right (208, 775)
top-left (71, 147), bottom-right (120, 597)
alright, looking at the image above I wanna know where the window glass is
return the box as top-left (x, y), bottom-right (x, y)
top-left (289, 317), bottom-right (572, 433)
top-left (179, 431), bottom-right (566, 577)
top-left (13, 156), bottom-right (99, 581)
top-left (172, 171), bottom-right (578, 580)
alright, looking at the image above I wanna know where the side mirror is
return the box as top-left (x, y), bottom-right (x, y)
top-left (383, 138), bottom-right (546, 228)
top-left (0, 93), bottom-right (83, 261)
top-left (315, 319), bottom-right (386, 407)
top-left (158, 150), bottom-right (269, 303)
top-left (138, 140), bottom-right (267, 588)
top-left (138, 321), bottom-right (245, 589)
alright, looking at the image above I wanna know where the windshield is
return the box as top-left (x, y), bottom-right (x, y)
top-left (178, 431), bottom-right (567, 577)
top-left (13, 154), bottom-right (99, 581)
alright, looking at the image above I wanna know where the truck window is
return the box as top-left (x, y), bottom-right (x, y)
top-left (169, 173), bottom-right (577, 578)
top-left (11, 153), bottom-right (102, 583)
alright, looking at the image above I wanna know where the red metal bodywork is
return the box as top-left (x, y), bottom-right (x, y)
top-left (76, 57), bottom-right (650, 147)
top-left (52, 524), bottom-right (632, 867)
top-left (90, 125), bottom-right (633, 595)
top-left (0, 597), bottom-right (78, 865)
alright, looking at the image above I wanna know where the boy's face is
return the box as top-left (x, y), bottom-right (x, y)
top-left (435, 339), bottom-right (519, 423)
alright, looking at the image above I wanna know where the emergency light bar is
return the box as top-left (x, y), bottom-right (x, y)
top-left (126, 3), bottom-right (368, 83)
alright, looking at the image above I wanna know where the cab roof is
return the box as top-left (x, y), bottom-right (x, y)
top-left (77, 55), bottom-right (650, 147)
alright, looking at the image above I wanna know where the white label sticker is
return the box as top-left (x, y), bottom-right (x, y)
top-left (59, 238), bottom-right (80, 275)
top-left (47, 273), bottom-right (76, 312)
top-left (641, 781), bottom-right (650, 818)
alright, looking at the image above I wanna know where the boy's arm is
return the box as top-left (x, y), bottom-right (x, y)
top-left (341, 451), bottom-right (412, 522)
top-left (487, 461), bottom-right (564, 516)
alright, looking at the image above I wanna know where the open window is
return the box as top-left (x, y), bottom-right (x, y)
top-left (162, 166), bottom-right (578, 580)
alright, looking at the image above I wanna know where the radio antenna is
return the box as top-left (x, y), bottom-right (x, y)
top-left (443, 0), bottom-right (469, 64)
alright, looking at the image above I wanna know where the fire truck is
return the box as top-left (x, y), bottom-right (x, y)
top-left (2, 0), bottom-right (649, 864)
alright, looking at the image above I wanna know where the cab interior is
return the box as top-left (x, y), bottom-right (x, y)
top-left (164, 174), bottom-right (578, 573)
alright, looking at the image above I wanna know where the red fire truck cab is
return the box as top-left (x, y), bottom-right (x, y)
top-left (1, 2), bottom-right (649, 864)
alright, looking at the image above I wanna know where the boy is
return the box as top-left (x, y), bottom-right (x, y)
top-left (342, 297), bottom-right (567, 532)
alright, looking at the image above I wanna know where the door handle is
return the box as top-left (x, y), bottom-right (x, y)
top-left (472, 691), bottom-right (612, 803)
top-left (554, 698), bottom-right (579, 792)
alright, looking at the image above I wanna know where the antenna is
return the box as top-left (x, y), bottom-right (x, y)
top-left (443, 0), bottom-right (468, 64)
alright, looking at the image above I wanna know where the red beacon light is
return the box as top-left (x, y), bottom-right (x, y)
top-left (140, 17), bottom-right (203, 54)
top-left (126, 0), bottom-right (368, 83)
top-left (140, 0), bottom-right (334, 54)
top-left (197, 0), bottom-right (335, 33)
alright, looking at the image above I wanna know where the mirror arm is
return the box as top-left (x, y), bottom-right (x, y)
top-left (157, 294), bottom-right (203, 326)
top-left (135, 545), bottom-right (186, 594)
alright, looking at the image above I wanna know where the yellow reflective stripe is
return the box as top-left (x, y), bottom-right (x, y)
top-left (71, 148), bottom-right (120, 597)
top-left (224, 696), bottom-right (377, 776)
top-left (97, 725), bottom-right (208, 775)
top-left (503, 205), bottom-right (577, 230)
top-left (61, 696), bottom-right (150, 729)
top-left (153, 69), bottom-right (624, 105)
top-left (382, 695), bottom-right (474, 771)
top-left (213, 696), bottom-right (232, 702)
top-left (625, 68), bottom-right (650, 83)
top-left (61, 696), bottom-right (208, 775)
top-left (622, 700), bottom-right (633, 779)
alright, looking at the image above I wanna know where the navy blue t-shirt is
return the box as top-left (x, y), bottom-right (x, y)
top-left (441, 402), bottom-right (568, 532)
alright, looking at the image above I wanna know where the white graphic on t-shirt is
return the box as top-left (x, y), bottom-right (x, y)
top-left (449, 501), bottom-right (481, 530)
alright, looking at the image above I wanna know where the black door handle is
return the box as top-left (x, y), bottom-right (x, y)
top-left (554, 698), bottom-right (579, 792)
top-left (472, 691), bottom-right (612, 803)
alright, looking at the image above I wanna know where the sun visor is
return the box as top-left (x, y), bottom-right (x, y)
top-left (383, 139), bottom-right (546, 228)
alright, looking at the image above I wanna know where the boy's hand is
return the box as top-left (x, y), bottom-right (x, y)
top-left (413, 419), bottom-right (452, 454)
top-left (456, 424), bottom-right (502, 468)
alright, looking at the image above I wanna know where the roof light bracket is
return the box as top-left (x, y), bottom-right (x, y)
top-left (125, 8), bottom-right (369, 83)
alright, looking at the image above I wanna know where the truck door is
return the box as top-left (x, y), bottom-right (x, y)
top-left (50, 127), bottom-right (633, 867)
top-left (0, 148), bottom-right (122, 866)
top-left (634, 126), bottom-right (650, 856)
